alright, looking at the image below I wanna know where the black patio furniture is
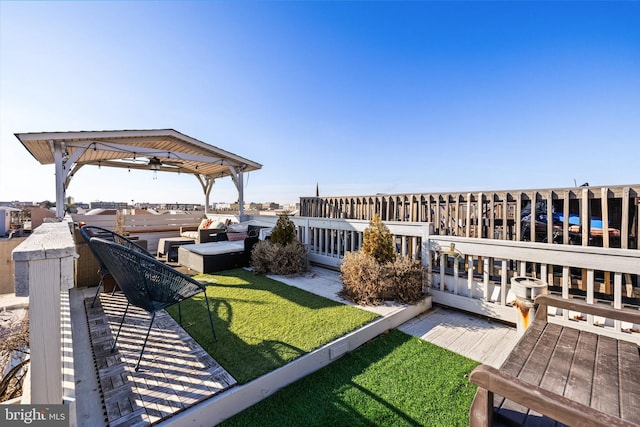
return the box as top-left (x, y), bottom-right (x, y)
top-left (79, 225), bottom-right (153, 307)
top-left (88, 237), bottom-right (217, 371)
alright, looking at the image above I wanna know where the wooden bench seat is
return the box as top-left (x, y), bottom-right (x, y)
top-left (469, 294), bottom-right (640, 427)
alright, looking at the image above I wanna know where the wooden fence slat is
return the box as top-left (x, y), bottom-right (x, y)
top-left (622, 187), bottom-right (630, 249)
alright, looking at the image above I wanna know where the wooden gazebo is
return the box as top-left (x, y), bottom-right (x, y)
top-left (14, 129), bottom-right (262, 218)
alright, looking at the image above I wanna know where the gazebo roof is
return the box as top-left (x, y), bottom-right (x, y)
top-left (14, 129), bottom-right (262, 178)
top-left (15, 129), bottom-right (262, 218)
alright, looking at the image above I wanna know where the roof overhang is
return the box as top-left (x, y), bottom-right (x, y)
top-left (14, 129), bottom-right (262, 178)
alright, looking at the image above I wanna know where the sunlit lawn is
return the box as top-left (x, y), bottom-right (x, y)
top-left (167, 268), bottom-right (379, 383)
top-left (221, 329), bottom-right (480, 426)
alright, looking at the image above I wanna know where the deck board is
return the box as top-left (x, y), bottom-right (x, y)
top-left (618, 340), bottom-right (640, 424)
top-left (591, 335), bottom-right (620, 417)
top-left (564, 331), bottom-right (597, 407)
top-left (539, 327), bottom-right (579, 395)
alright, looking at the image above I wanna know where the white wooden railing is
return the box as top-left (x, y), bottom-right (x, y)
top-left (247, 215), bottom-right (433, 269)
top-left (429, 235), bottom-right (640, 343)
top-left (11, 221), bottom-right (77, 425)
top-left (250, 215), bottom-right (640, 343)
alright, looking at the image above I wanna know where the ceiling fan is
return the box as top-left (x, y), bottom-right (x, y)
top-left (103, 155), bottom-right (184, 173)
top-left (145, 156), bottom-right (183, 170)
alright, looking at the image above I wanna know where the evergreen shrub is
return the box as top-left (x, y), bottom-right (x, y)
top-left (270, 213), bottom-right (296, 245)
top-left (361, 214), bottom-right (396, 264)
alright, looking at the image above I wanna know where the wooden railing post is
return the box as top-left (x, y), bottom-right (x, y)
top-left (12, 222), bottom-right (76, 404)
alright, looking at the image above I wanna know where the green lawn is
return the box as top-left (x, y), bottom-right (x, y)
top-left (166, 268), bottom-right (379, 383)
top-left (221, 329), bottom-right (480, 426)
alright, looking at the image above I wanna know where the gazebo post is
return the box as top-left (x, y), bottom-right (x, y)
top-left (196, 175), bottom-right (215, 216)
top-left (238, 169), bottom-right (245, 220)
top-left (53, 140), bottom-right (66, 218)
top-left (227, 166), bottom-right (246, 221)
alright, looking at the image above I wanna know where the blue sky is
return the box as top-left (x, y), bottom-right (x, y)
top-left (1, 1), bottom-right (638, 206)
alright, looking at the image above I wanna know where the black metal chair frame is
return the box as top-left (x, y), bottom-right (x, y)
top-left (79, 225), bottom-right (153, 307)
top-left (88, 237), bottom-right (217, 371)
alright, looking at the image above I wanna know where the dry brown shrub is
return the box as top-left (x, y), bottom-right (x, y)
top-left (380, 256), bottom-right (426, 303)
top-left (251, 240), bottom-right (308, 275)
top-left (340, 251), bottom-right (425, 305)
top-left (0, 314), bottom-right (29, 402)
top-left (339, 251), bottom-right (383, 305)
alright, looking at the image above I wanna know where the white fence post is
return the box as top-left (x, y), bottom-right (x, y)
top-left (12, 222), bottom-right (76, 404)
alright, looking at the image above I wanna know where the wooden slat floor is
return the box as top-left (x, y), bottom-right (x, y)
top-left (85, 293), bottom-right (236, 427)
top-left (397, 305), bottom-right (518, 368)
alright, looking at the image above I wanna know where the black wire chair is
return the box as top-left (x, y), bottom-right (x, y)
top-left (79, 225), bottom-right (153, 307)
top-left (88, 237), bottom-right (217, 371)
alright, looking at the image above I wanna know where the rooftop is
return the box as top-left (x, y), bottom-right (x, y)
top-left (65, 265), bottom-right (516, 426)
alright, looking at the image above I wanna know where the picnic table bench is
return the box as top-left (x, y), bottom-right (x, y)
top-left (469, 294), bottom-right (640, 427)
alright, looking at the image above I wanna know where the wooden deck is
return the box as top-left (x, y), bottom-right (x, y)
top-left (398, 305), bottom-right (517, 367)
top-left (85, 293), bottom-right (236, 427)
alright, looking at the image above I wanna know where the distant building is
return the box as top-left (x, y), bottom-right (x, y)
top-left (90, 201), bottom-right (129, 210)
top-left (263, 202), bottom-right (280, 210)
top-left (163, 203), bottom-right (203, 211)
top-left (211, 202), bottom-right (232, 210)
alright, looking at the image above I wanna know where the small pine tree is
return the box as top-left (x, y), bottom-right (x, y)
top-left (270, 213), bottom-right (296, 245)
top-left (361, 214), bottom-right (396, 264)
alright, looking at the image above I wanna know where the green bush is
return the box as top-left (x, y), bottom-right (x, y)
top-left (361, 214), bottom-right (395, 264)
top-left (251, 240), bottom-right (308, 275)
top-left (270, 213), bottom-right (296, 245)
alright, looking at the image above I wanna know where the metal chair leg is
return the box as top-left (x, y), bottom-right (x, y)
top-left (203, 293), bottom-right (217, 342)
top-left (135, 312), bottom-right (156, 372)
top-left (90, 273), bottom-right (106, 308)
top-left (111, 302), bottom-right (130, 353)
